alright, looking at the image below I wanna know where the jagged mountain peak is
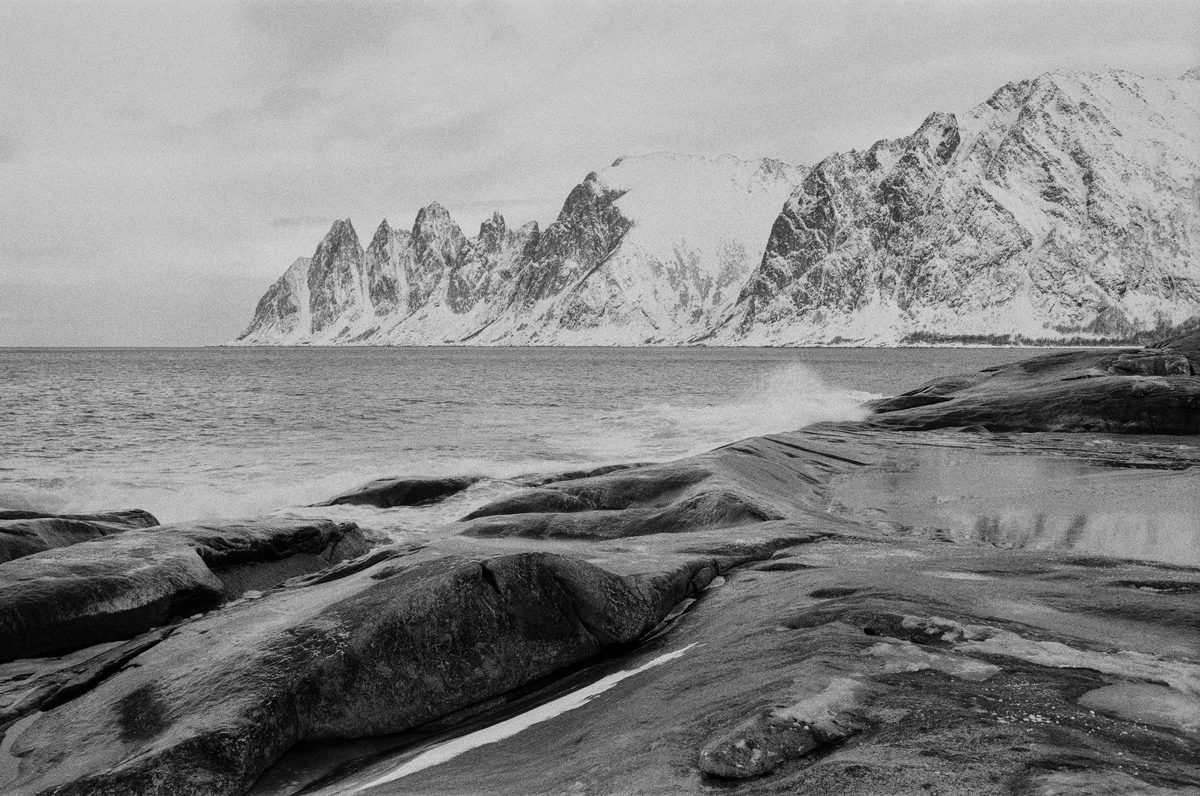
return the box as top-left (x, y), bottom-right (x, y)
top-left (324, 218), bottom-right (359, 244)
top-left (236, 66), bottom-right (1198, 347)
top-left (724, 65), bottom-right (1200, 345)
top-left (413, 202), bottom-right (454, 230)
top-left (476, 212), bottom-right (508, 251)
top-left (479, 211), bottom-right (506, 235)
top-left (369, 219), bottom-right (394, 247)
top-left (415, 200), bottom-right (449, 218)
top-left (412, 202), bottom-right (465, 246)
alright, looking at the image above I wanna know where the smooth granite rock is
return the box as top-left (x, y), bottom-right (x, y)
top-left (315, 475), bottom-right (479, 508)
top-left (0, 510), bottom-right (159, 564)
top-left (0, 551), bottom-right (730, 795)
top-left (459, 435), bottom-right (872, 540)
top-left (0, 518), bottom-right (368, 662)
top-left (869, 335), bottom-right (1200, 433)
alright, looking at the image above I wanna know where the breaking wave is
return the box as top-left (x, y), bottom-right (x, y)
top-left (1, 354), bottom-right (880, 526)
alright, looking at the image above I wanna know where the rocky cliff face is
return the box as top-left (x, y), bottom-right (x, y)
top-left (719, 68), bottom-right (1200, 344)
top-left (236, 67), bottom-right (1200, 346)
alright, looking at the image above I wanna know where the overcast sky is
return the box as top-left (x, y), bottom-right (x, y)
top-left (1, 0), bottom-right (1197, 346)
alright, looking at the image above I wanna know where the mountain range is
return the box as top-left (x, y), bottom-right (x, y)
top-left (235, 66), bottom-right (1200, 346)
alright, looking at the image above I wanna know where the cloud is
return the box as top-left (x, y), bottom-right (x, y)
top-left (269, 215), bottom-right (334, 228)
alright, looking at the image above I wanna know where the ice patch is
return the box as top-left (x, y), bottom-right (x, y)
top-left (1077, 682), bottom-right (1200, 733)
top-left (901, 616), bottom-right (1200, 695)
top-left (924, 571), bottom-right (994, 581)
top-left (863, 641), bottom-right (1001, 682)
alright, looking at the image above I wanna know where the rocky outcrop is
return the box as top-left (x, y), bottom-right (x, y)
top-left (0, 551), bottom-right (731, 795)
top-left (315, 475), bottom-right (479, 508)
top-left (869, 330), bottom-right (1200, 432)
top-left (242, 428), bottom-right (1198, 796)
top-left (458, 435), bottom-right (871, 540)
top-left (0, 509), bottom-right (158, 563)
top-left (0, 518), bottom-right (368, 661)
top-left (2, 416), bottom-right (1198, 794)
top-left (4, 341), bottom-right (1200, 793)
top-left (698, 687), bottom-right (863, 779)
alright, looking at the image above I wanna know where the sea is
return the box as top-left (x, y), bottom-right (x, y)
top-left (0, 346), bottom-right (1048, 531)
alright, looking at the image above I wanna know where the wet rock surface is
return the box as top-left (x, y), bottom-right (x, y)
top-left (315, 475), bottom-right (480, 508)
top-left (0, 518), bottom-right (368, 661)
top-left (869, 332), bottom-right (1200, 433)
top-left (0, 549), bottom-right (759, 795)
top-left (0, 509), bottom-right (158, 564)
top-left (1, 344), bottom-right (1198, 795)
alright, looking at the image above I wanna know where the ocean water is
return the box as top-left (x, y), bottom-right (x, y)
top-left (0, 346), bottom-right (1038, 527)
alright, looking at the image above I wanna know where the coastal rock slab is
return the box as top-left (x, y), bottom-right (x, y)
top-left (870, 334), bottom-right (1200, 433)
top-left (0, 551), bottom-right (725, 795)
top-left (315, 475), bottom-right (479, 508)
top-left (0, 509), bottom-right (158, 564)
top-left (0, 518), bottom-right (368, 661)
top-left (459, 434), bottom-right (874, 540)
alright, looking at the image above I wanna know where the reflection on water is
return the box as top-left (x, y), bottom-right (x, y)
top-left (830, 451), bottom-right (1200, 567)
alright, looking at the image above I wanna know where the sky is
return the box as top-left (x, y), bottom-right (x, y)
top-left (1, 0), bottom-right (1197, 346)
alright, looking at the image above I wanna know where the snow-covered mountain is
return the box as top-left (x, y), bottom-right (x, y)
top-left (714, 67), bottom-right (1200, 345)
top-left (237, 153), bottom-right (804, 345)
top-left (236, 67), bottom-right (1200, 346)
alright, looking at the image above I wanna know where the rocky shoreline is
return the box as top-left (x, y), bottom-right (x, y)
top-left (1, 331), bottom-right (1197, 794)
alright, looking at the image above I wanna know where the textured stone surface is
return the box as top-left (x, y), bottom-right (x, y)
top-left (0, 551), bottom-right (730, 795)
top-left (0, 518), bottom-right (368, 661)
top-left (869, 333), bottom-right (1200, 432)
top-left (315, 475), bottom-right (479, 508)
top-left (0, 509), bottom-right (158, 563)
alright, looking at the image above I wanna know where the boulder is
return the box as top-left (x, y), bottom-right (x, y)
top-left (0, 518), bottom-right (368, 662)
top-left (315, 475), bottom-right (478, 507)
top-left (698, 700), bottom-right (861, 779)
top-left (0, 509), bottom-right (159, 564)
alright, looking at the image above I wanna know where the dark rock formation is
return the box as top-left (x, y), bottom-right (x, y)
top-left (316, 475), bottom-right (479, 508)
top-left (0, 509), bottom-right (158, 563)
top-left (869, 333), bottom-right (1200, 433)
top-left (0, 518), bottom-right (368, 661)
top-left (331, 530), bottom-right (1200, 796)
top-left (461, 490), bottom-right (780, 541)
top-left (458, 437), bottom-right (871, 540)
top-left (0, 551), bottom-right (729, 795)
